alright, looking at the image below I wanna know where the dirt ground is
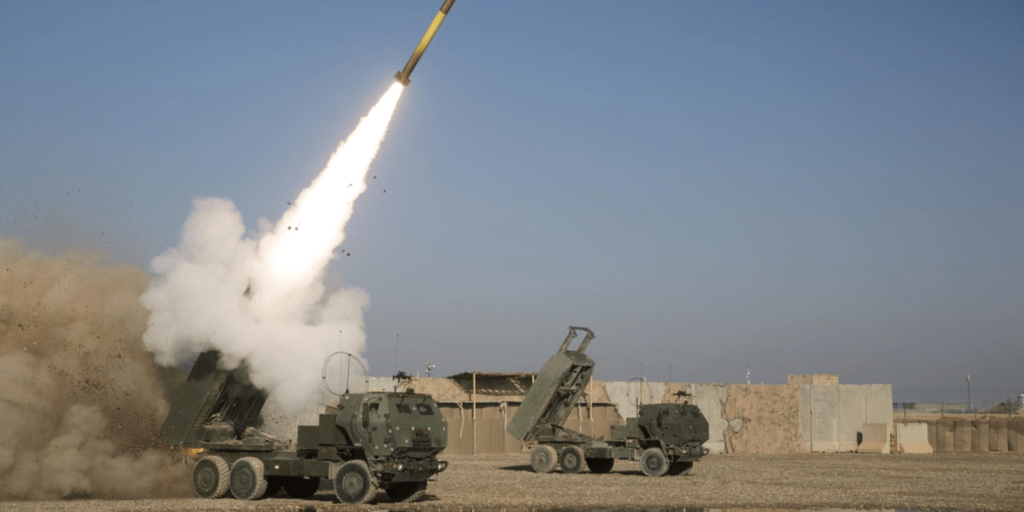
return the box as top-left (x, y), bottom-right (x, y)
top-left (2, 452), bottom-right (1021, 512)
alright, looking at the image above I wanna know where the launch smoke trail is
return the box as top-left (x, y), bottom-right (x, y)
top-left (142, 82), bottom-right (405, 412)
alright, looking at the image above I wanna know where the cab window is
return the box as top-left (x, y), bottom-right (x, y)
top-left (396, 404), bottom-right (412, 414)
top-left (417, 404), bottom-right (434, 415)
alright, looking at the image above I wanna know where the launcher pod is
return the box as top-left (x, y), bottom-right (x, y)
top-left (162, 351), bottom-right (448, 503)
top-left (507, 327), bottom-right (710, 476)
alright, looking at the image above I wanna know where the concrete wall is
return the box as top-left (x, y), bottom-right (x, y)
top-left (602, 380), bottom-right (670, 419)
top-left (799, 384), bottom-right (892, 453)
top-left (693, 384), bottom-right (729, 454)
top-left (367, 375), bottom-right (893, 456)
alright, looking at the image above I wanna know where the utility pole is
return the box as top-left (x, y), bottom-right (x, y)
top-left (966, 374), bottom-right (971, 412)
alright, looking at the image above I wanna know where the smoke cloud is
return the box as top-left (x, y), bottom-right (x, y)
top-left (142, 83), bottom-right (405, 412)
top-left (0, 239), bottom-right (189, 499)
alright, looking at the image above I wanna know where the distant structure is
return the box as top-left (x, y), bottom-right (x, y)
top-left (787, 373), bottom-right (839, 386)
top-left (1018, 393), bottom-right (1024, 409)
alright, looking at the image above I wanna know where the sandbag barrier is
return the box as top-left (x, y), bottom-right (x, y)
top-left (896, 417), bottom-right (1024, 453)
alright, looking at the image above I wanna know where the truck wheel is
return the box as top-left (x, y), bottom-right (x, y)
top-left (585, 457), bottom-right (614, 474)
top-left (193, 456), bottom-right (230, 498)
top-left (334, 460), bottom-right (376, 504)
top-left (283, 477), bottom-right (321, 498)
top-left (530, 445), bottom-right (557, 473)
top-left (667, 461), bottom-right (693, 476)
top-left (386, 481), bottom-right (427, 502)
top-left (230, 457), bottom-right (269, 500)
top-left (558, 446), bottom-right (585, 474)
top-left (640, 448), bottom-right (669, 477)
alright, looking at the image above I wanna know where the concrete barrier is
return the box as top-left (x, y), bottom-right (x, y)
top-left (693, 383), bottom-right (729, 454)
top-left (858, 423), bottom-right (889, 453)
top-left (927, 420), bottom-right (937, 451)
top-left (896, 422), bottom-right (932, 454)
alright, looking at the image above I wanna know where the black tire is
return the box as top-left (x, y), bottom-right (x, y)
top-left (530, 445), bottom-right (557, 473)
top-left (640, 447), bottom-right (669, 477)
top-left (193, 456), bottom-right (230, 499)
top-left (230, 457), bottom-right (269, 500)
top-left (558, 446), bottom-right (585, 474)
top-left (586, 457), bottom-right (614, 474)
top-left (666, 461), bottom-right (694, 476)
top-left (282, 477), bottom-right (321, 498)
top-left (334, 460), bottom-right (376, 504)
top-left (385, 481), bottom-right (427, 503)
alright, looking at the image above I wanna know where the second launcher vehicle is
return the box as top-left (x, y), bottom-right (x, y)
top-left (507, 327), bottom-right (710, 476)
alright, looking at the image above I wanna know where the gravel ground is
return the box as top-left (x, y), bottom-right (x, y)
top-left (2, 452), bottom-right (1021, 512)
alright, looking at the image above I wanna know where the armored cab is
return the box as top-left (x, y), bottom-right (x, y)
top-left (163, 351), bottom-right (448, 503)
top-left (506, 327), bottom-right (710, 477)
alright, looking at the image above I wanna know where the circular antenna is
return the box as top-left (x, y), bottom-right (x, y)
top-left (322, 351), bottom-right (369, 396)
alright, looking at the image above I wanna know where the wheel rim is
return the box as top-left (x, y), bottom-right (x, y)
top-left (342, 471), bottom-right (365, 496)
top-left (234, 467), bottom-right (254, 492)
top-left (195, 464), bottom-right (216, 493)
top-left (646, 457), bottom-right (661, 470)
top-left (565, 453), bottom-right (578, 468)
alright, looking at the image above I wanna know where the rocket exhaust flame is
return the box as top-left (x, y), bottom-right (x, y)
top-left (142, 82), bottom-right (405, 412)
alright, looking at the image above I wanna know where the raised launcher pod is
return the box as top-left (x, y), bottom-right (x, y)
top-left (162, 351), bottom-right (273, 450)
top-left (506, 326), bottom-right (595, 443)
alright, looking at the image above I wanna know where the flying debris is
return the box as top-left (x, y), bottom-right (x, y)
top-left (394, 0), bottom-right (456, 86)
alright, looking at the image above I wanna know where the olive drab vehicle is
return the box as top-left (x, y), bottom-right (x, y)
top-left (507, 327), bottom-right (710, 476)
top-left (162, 351), bottom-right (448, 503)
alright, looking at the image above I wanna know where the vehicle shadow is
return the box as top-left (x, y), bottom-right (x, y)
top-left (499, 464), bottom-right (646, 476)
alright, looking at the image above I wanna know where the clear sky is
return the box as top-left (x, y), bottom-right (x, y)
top-left (2, 1), bottom-right (1021, 405)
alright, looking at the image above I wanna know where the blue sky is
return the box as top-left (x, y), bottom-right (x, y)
top-left (2, 0), bottom-right (1021, 404)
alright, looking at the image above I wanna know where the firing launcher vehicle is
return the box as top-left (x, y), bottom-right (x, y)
top-left (162, 351), bottom-right (448, 503)
top-left (507, 327), bottom-right (709, 476)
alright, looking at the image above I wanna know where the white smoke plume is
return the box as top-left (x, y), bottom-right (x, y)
top-left (0, 239), bottom-right (190, 499)
top-left (142, 82), bottom-right (405, 412)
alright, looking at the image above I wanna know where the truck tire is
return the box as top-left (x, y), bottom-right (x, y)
top-left (230, 457), bottom-right (269, 500)
top-left (530, 445), bottom-right (557, 473)
top-left (386, 481), bottom-right (427, 502)
top-left (193, 455), bottom-right (230, 498)
top-left (334, 460), bottom-right (376, 504)
top-left (667, 461), bottom-right (693, 476)
top-left (640, 447), bottom-right (669, 477)
top-left (282, 477), bottom-right (321, 498)
top-left (585, 457), bottom-right (614, 474)
top-left (558, 446), bottom-right (585, 474)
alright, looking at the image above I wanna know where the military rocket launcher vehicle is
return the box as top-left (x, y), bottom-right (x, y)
top-left (162, 351), bottom-right (448, 503)
top-left (507, 327), bottom-right (710, 476)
